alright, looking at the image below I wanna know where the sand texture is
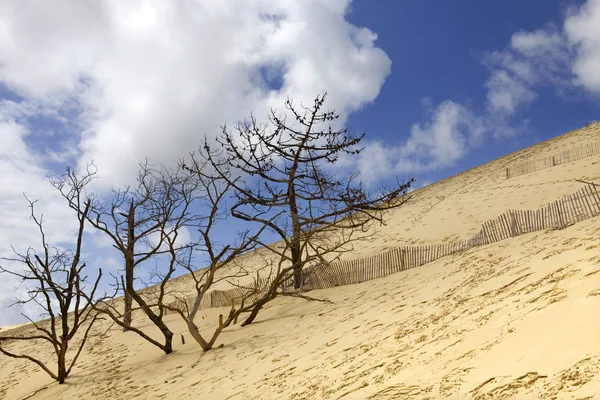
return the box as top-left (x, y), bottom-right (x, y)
top-left (1, 124), bottom-right (599, 399)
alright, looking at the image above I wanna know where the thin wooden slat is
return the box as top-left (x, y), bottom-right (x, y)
top-left (587, 184), bottom-right (600, 213)
top-left (518, 210), bottom-right (525, 234)
top-left (507, 212), bottom-right (516, 237)
top-left (481, 223), bottom-right (489, 244)
top-left (540, 207), bottom-right (545, 230)
top-left (572, 193), bottom-right (584, 221)
top-left (510, 210), bottom-right (518, 236)
top-left (370, 256), bottom-right (374, 280)
top-left (360, 258), bottom-right (365, 282)
top-left (498, 218), bottom-right (506, 240)
top-left (584, 185), bottom-right (599, 214)
top-left (492, 219), bottom-right (501, 242)
top-left (486, 221), bottom-right (495, 243)
top-left (555, 201), bottom-right (564, 229)
top-left (363, 257), bottom-right (367, 282)
top-left (497, 215), bottom-right (507, 239)
top-left (484, 223), bottom-right (492, 244)
top-left (370, 256), bottom-right (375, 280)
top-left (530, 210), bottom-right (535, 231)
top-left (559, 198), bottom-right (568, 228)
top-left (580, 187), bottom-right (595, 218)
top-left (338, 261), bottom-right (346, 286)
top-left (400, 248), bottom-right (405, 271)
top-left (565, 195), bottom-right (576, 224)
top-left (416, 246), bottom-right (420, 266)
top-left (502, 213), bottom-right (512, 238)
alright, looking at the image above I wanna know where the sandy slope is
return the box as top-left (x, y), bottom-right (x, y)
top-left (1, 124), bottom-right (599, 399)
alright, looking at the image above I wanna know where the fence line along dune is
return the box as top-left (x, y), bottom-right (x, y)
top-left (187, 182), bottom-right (600, 307)
top-left (506, 140), bottom-right (600, 179)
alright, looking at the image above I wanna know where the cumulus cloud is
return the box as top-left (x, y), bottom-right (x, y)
top-left (482, 0), bottom-right (600, 136)
top-left (343, 101), bottom-right (484, 185)
top-left (482, 28), bottom-right (573, 122)
top-left (0, 0), bottom-right (391, 189)
top-left (564, 0), bottom-right (600, 93)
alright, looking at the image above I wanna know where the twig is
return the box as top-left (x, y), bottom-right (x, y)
top-left (19, 385), bottom-right (48, 400)
top-left (280, 292), bottom-right (334, 304)
top-left (575, 179), bottom-right (599, 187)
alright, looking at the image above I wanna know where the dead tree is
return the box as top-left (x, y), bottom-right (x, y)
top-left (0, 196), bottom-right (102, 384)
top-left (161, 155), bottom-right (271, 351)
top-left (204, 93), bottom-right (414, 326)
top-left (54, 163), bottom-right (200, 355)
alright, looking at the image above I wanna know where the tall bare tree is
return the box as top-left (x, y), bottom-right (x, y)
top-left (0, 196), bottom-right (103, 384)
top-left (204, 93), bottom-right (414, 326)
top-left (54, 163), bottom-right (200, 354)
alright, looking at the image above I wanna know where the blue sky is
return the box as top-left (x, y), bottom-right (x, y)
top-left (1, 0), bottom-right (599, 325)
top-left (344, 0), bottom-right (599, 184)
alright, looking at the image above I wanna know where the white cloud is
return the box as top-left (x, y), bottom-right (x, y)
top-left (344, 101), bottom-right (483, 185)
top-left (485, 70), bottom-right (537, 117)
top-left (564, 0), bottom-right (600, 93)
top-left (482, 28), bottom-right (573, 121)
top-left (482, 0), bottom-right (600, 133)
top-left (0, 0), bottom-right (391, 190)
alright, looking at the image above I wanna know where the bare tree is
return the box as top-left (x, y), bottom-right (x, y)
top-left (54, 163), bottom-right (200, 355)
top-left (0, 196), bottom-right (103, 384)
top-left (204, 93), bottom-right (414, 326)
top-left (161, 155), bottom-right (271, 351)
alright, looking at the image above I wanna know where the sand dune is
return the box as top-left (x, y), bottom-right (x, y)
top-left (1, 124), bottom-right (599, 399)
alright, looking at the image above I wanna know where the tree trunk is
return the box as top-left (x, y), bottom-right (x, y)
top-left (291, 245), bottom-right (302, 290)
top-left (123, 201), bottom-right (135, 331)
top-left (241, 293), bottom-right (274, 326)
top-left (122, 289), bottom-right (132, 331)
top-left (186, 320), bottom-right (210, 351)
top-left (57, 338), bottom-right (68, 384)
top-left (159, 324), bottom-right (173, 354)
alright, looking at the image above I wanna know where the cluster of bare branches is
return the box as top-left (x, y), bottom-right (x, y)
top-left (0, 197), bottom-right (103, 384)
top-left (53, 162), bottom-right (205, 354)
top-left (202, 92), bottom-right (414, 325)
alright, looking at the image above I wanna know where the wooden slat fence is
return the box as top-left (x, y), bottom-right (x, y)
top-left (163, 183), bottom-right (600, 314)
top-left (287, 183), bottom-right (600, 292)
top-left (506, 141), bottom-right (600, 179)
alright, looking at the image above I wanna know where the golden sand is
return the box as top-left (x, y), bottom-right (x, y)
top-left (1, 124), bottom-right (599, 399)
